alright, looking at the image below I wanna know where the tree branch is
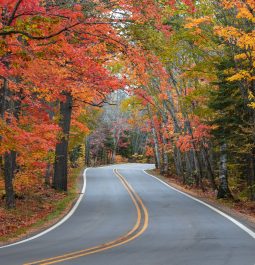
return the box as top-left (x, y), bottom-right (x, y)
top-left (7, 0), bottom-right (23, 26)
top-left (0, 21), bottom-right (130, 39)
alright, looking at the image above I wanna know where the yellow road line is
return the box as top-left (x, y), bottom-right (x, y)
top-left (24, 169), bottom-right (141, 265)
top-left (24, 169), bottom-right (148, 265)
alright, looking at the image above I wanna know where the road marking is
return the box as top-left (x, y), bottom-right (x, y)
top-left (143, 170), bottom-right (255, 239)
top-left (24, 169), bottom-right (148, 265)
top-left (0, 168), bottom-right (88, 249)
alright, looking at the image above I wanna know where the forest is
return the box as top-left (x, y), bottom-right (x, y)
top-left (0, 0), bottom-right (255, 239)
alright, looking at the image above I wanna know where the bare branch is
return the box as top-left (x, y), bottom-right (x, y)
top-left (7, 0), bottom-right (23, 26)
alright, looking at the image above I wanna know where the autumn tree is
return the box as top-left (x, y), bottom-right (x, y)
top-left (1, 0), bottom-right (177, 207)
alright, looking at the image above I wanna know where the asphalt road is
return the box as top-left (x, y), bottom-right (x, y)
top-left (0, 163), bottom-right (254, 265)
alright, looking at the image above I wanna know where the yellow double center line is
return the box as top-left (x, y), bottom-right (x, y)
top-left (24, 169), bottom-right (149, 265)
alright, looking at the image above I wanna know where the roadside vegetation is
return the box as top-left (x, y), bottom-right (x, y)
top-left (0, 165), bottom-right (82, 243)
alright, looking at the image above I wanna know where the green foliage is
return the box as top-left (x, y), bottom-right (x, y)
top-left (209, 56), bottom-right (255, 199)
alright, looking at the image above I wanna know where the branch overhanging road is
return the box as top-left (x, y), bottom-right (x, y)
top-left (0, 163), bottom-right (254, 265)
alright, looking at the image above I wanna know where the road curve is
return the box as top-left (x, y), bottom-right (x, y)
top-left (0, 163), bottom-right (254, 265)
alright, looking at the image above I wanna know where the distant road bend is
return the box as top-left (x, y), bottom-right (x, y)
top-left (0, 164), bottom-right (254, 265)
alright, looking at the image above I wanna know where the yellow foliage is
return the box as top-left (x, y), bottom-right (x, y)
top-left (214, 26), bottom-right (242, 41)
top-left (236, 7), bottom-right (255, 22)
top-left (248, 92), bottom-right (255, 109)
top-left (185, 16), bottom-right (212, 29)
top-left (234, 53), bottom-right (248, 61)
top-left (237, 32), bottom-right (255, 50)
top-left (227, 71), bottom-right (252, 82)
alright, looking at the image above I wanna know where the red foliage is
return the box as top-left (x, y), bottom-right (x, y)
top-left (177, 116), bottom-right (212, 152)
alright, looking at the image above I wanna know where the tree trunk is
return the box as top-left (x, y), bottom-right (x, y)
top-left (192, 149), bottom-right (204, 190)
top-left (85, 136), bottom-right (91, 167)
top-left (248, 109), bottom-right (255, 201)
top-left (0, 156), bottom-right (4, 183)
top-left (160, 105), bottom-right (171, 175)
top-left (53, 92), bottom-right (72, 191)
top-left (202, 146), bottom-right (218, 191)
top-left (147, 106), bottom-right (161, 169)
top-left (4, 152), bottom-right (15, 208)
top-left (217, 142), bottom-right (232, 199)
top-left (183, 152), bottom-right (192, 184)
top-left (1, 78), bottom-right (16, 208)
top-left (45, 163), bottom-right (52, 186)
top-left (0, 77), bottom-right (7, 118)
top-left (161, 132), bottom-right (169, 175)
top-left (152, 126), bottom-right (160, 168)
top-left (174, 146), bottom-right (184, 179)
top-left (248, 147), bottom-right (255, 201)
top-left (112, 148), bottom-right (116, 164)
top-left (185, 119), bottom-right (204, 190)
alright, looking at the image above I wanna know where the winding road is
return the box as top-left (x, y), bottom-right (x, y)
top-left (0, 163), bottom-right (255, 265)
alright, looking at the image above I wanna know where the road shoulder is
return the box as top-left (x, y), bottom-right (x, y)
top-left (146, 169), bottom-right (255, 233)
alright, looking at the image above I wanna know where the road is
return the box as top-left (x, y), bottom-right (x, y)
top-left (0, 163), bottom-right (254, 265)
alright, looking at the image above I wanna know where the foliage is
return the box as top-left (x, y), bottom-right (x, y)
top-left (1, 0), bottom-right (255, 216)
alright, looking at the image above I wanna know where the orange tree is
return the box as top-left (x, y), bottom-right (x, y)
top-left (0, 0), bottom-right (174, 208)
